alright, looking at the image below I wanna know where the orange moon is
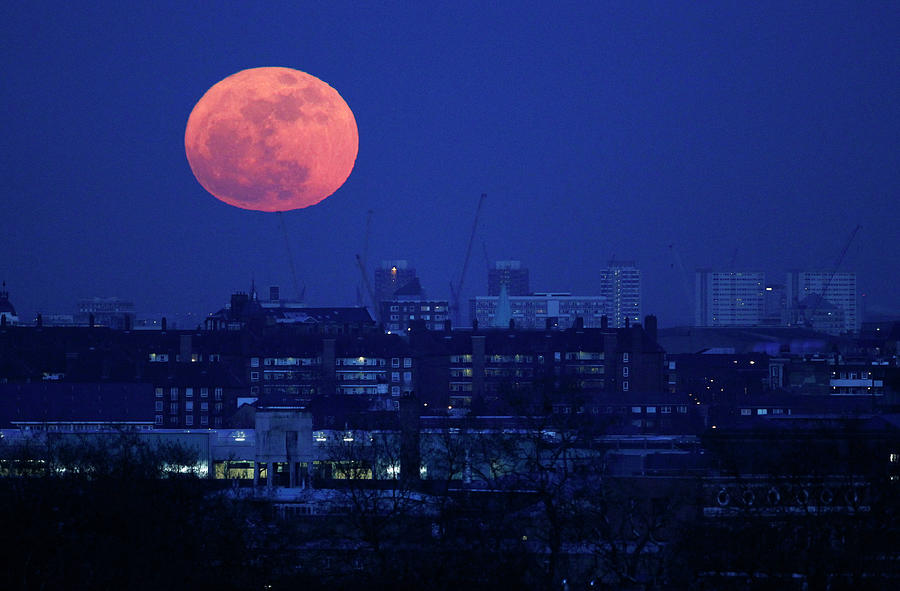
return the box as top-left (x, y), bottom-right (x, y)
top-left (184, 67), bottom-right (358, 212)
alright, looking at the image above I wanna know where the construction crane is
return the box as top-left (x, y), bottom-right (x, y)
top-left (356, 210), bottom-right (374, 307)
top-left (277, 211), bottom-right (304, 301)
top-left (355, 254), bottom-right (380, 324)
top-left (449, 193), bottom-right (486, 326)
top-left (805, 224), bottom-right (861, 326)
top-left (668, 244), bottom-right (693, 322)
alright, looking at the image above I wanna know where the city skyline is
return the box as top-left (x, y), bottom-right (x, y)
top-left (2, 3), bottom-right (897, 327)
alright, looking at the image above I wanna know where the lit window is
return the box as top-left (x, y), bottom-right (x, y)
top-left (185, 401), bottom-right (193, 412)
top-left (155, 401), bottom-right (163, 412)
top-left (200, 387), bottom-right (208, 398)
top-left (392, 372), bottom-right (400, 382)
top-left (155, 415), bottom-right (163, 425)
top-left (631, 406), bottom-right (642, 414)
top-left (622, 381), bottom-right (629, 391)
top-left (185, 416), bottom-right (193, 426)
top-left (185, 388), bottom-right (193, 398)
top-left (646, 406), bottom-right (656, 414)
top-left (403, 358), bottom-right (412, 368)
top-left (214, 388), bottom-right (223, 400)
top-left (170, 403), bottom-right (178, 415)
top-left (155, 388), bottom-right (163, 398)
top-left (757, 408), bottom-right (767, 415)
top-left (741, 408), bottom-right (751, 416)
top-left (623, 366), bottom-right (629, 377)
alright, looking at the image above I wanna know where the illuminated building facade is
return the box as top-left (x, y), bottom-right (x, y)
top-left (599, 261), bottom-right (641, 328)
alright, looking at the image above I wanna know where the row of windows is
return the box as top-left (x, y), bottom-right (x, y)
top-left (556, 405), bottom-right (689, 415)
top-left (263, 357), bottom-right (320, 366)
top-left (740, 408), bottom-right (787, 416)
top-left (155, 415), bottom-right (222, 427)
top-left (156, 387), bottom-right (223, 399)
top-left (149, 353), bottom-right (213, 363)
top-left (157, 401), bottom-right (223, 413)
top-left (389, 305), bottom-right (447, 312)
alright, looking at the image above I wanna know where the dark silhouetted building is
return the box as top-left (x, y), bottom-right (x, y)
top-left (380, 278), bottom-right (449, 333)
top-left (0, 282), bottom-right (18, 326)
top-left (374, 260), bottom-right (418, 305)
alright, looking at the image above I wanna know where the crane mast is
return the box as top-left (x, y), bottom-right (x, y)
top-left (450, 193), bottom-right (486, 326)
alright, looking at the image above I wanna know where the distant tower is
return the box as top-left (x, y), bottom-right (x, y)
top-left (374, 260), bottom-right (418, 305)
top-left (599, 261), bottom-right (641, 328)
top-left (488, 260), bottom-right (530, 296)
top-left (0, 282), bottom-right (19, 326)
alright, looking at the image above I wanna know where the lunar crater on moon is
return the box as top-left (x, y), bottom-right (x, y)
top-left (185, 67), bottom-right (358, 212)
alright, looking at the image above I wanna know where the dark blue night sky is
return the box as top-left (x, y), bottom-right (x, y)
top-left (2, 2), bottom-right (897, 326)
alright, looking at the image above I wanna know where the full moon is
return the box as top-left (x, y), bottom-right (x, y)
top-left (185, 67), bottom-right (358, 212)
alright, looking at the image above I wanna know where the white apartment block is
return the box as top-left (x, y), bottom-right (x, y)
top-left (694, 270), bottom-right (765, 327)
top-left (599, 261), bottom-right (641, 328)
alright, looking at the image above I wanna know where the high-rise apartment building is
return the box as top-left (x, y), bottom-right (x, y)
top-left (374, 260), bottom-right (418, 305)
top-left (694, 270), bottom-right (765, 327)
top-left (599, 261), bottom-right (641, 328)
top-left (786, 271), bottom-right (858, 334)
top-left (488, 260), bottom-right (530, 296)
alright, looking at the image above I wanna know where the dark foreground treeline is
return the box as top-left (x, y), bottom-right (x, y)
top-left (0, 434), bottom-right (274, 590)
top-left (2, 432), bottom-right (900, 590)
